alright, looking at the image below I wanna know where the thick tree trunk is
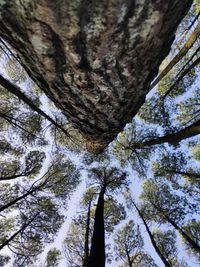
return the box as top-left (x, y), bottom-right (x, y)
top-left (132, 200), bottom-right (171, 267)
top-left (0, 0), bottom-right (192, 153)
top-left (88, 187), bottom-right (106, 267)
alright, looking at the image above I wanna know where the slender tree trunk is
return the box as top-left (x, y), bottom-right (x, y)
top-left (132, 200), bottom-right (171, 267)
top-left (83, 200), bottom-right (92, 267)
top-left (150, 20), bottom-right (200, 90)
top-left (0, 212), bottom-right (39, 250)
top-left (150, 202), bottom-right (200, 254)
top-left (0, 74), bottom-right (70, 138)
top-left (163, 213), bottom-right (200, 254)
top-left (88, 187), bottom-right (106, 267)
top-left (0, 112), bottom-right (39, 138)
top-left (125, 244), bottom-right (133, 267)
top-left (0, 177), bottom-right (48, 213)
top-left (162, 56), bottom-right (200, 100)
top-left (0, 0), bottom-right (192, 152)
top-left (134, 119), bottom-right (200, 148)
top-left (163, 169), bottom-right (200, 179)
top-left (0, 173), bottom-right (27, 181)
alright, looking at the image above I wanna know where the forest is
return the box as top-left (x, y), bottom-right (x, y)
top-left (0, 1), bottom-right (200, 267)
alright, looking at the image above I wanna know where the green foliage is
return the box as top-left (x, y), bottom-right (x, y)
top-left (63, 219), bottom-right (85, 267)
top-left (88, 166), bottom-right (129, 194)
top-left (114, 220), bottom-right (158, 267)
top-left (182, 220), bottom-right (200, 262)
top-left (176, 87), bottom-right (200, 125)
top-left (140, 179), bottom-right (196, 224)
top-left (152, 229), bottom-right (179, 266)
top-left (44, 248), bottom-right (61, 267)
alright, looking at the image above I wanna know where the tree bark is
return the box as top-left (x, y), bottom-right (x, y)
top-left (88, 187), bottom-right (106, 267)
top-left (132, 200), bottom-right (171, 267)
top-left (0, 0), bottom-right (192, 153)
top-left (134, 119), bottom-right (200, 148)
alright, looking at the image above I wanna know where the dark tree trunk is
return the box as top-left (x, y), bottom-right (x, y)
top-left (151, 202), bottom-right (200, 254)
top-left (0, 74), bottom-right (70, 137)
top-left (125, 244), bottom-right (133, 267)
top-left (163, 169), bottom-right (200, 179)
top-left (134, 120), bottom-right (200, 148)
top-left (0, 212), bottom-right (39, 251)
top-left (83, 200), bottom-right (92, 267)
top-left (88, 187), bottom-right (106, 267)
top-left (132, 200), bottom-right (171, 267)
top-left (0, 173), bottom-right (27, 181)
top-left (163, 213), bottom-right (200, 254)
top-left (0, 0), bottom-right (192, 153)
top-left (0, 177), bottom-right (48, 213)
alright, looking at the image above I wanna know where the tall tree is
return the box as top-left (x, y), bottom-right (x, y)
top-left (152, 229), bottom-right (189, 267)
top-left (140, 179), bottom-right (200, 254)
top-left (0, 1), bottom-right (192, 151)
top-left (0, 197), bottom-right (64, 266)
top-left (126, 195), bottom-right (172, 267)
top-left (64, 189), bottom-right (126, 267)
top-left (87, 166), bottom-right (128, 267)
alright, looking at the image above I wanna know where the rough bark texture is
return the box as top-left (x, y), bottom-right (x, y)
top-left (0, 0), bottom-right (192, 153)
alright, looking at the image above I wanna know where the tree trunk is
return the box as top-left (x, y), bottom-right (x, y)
top-left (134, 119), bottom-right (200, 148)
top-left (0, 212), bottom-right (39, 251)
top-left (150, 20), bottom-right (200, 90)
top-left (151, 202), bottom-right (200, 254)
top-left (88, 187), bottom-right (106, 267)
top-left (0, 1), bottom-right (192, 153)
top-left (0, 177), bottom-right (49, 213)
top-left (83, 200), bottom-right (92, 267)
top-left (0, 173), bottom-right (27, 181)
top-left (132, 200), bottom-right (171, 267)
top-left (0, 74), bottom-right (70, 138)
top-left (125, 244), bottom-right (133, 267)
top-left (163, 169), bottom-right (200, 179)
top-left (163, 213), bottom-right (200, 254)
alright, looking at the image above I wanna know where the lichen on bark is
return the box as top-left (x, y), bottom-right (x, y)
top-left (0, 0), bottom-right (192, 153)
